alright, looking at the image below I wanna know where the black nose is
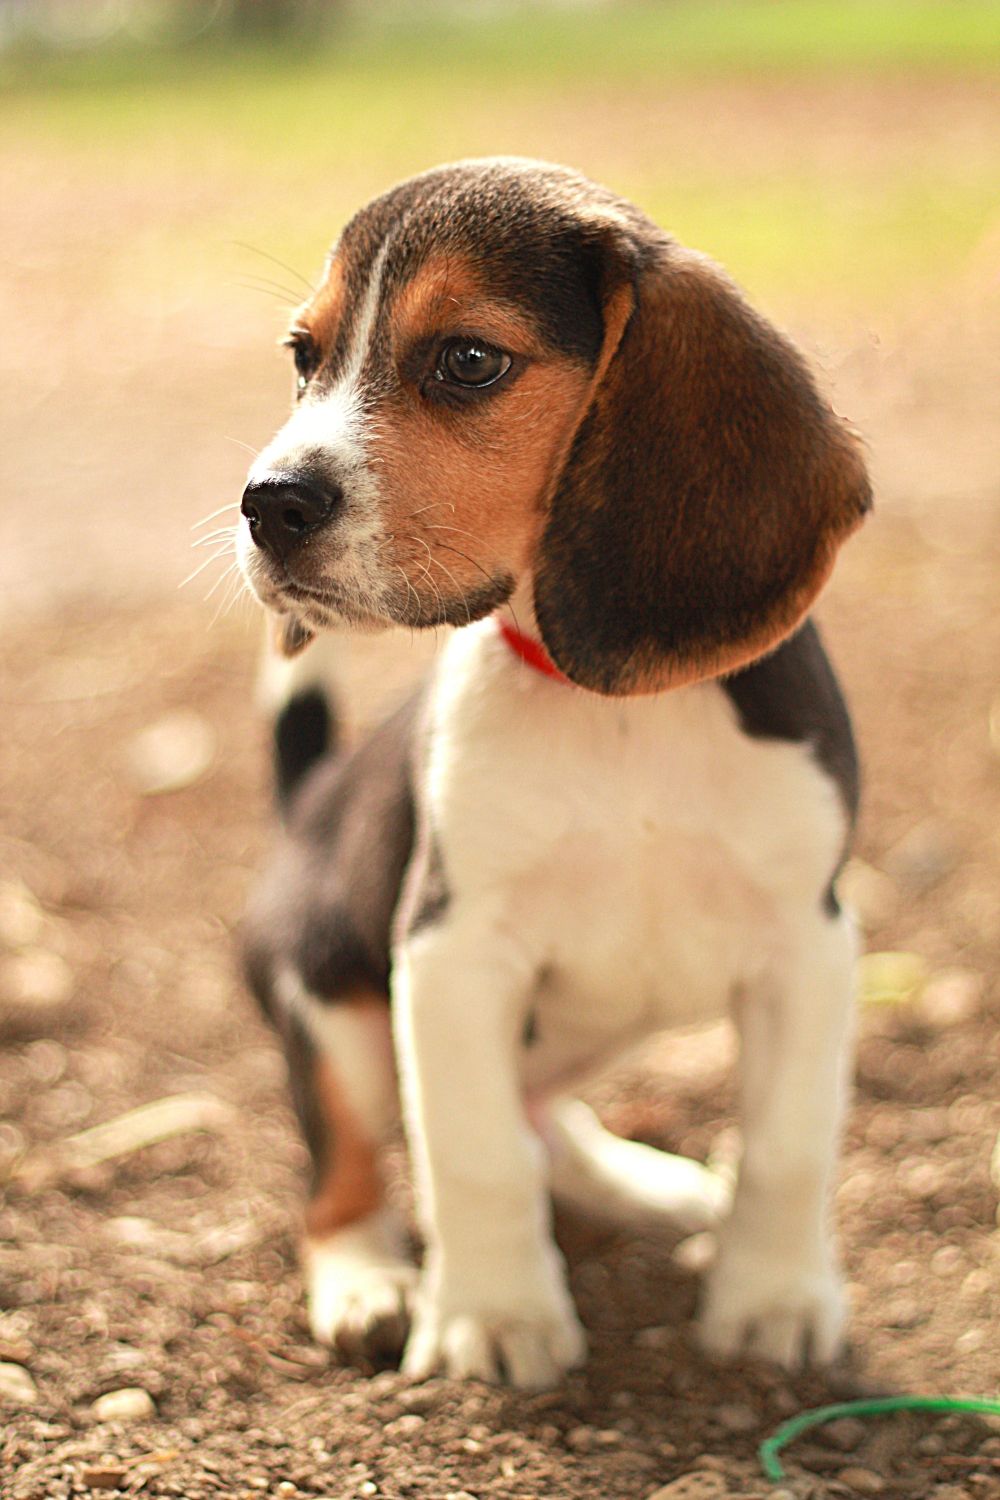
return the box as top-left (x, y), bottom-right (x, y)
top-left (241, 477), bottom-right (341, 561)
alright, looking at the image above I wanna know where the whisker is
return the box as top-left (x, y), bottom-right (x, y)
top-left (224, 436), bottom-right (260, 459)
top-left (435, 541), bottom-right (495, 587)
top-left (191, 502), bottom-right (239, 531)
top-left (232, 240), bottom-right (314, 293)
top-left (192, 526), bottom-right (237, 548)
top-left (179, 547), bottom-right (234, 590)
top-left (235, 278), bottom-right (300, 307)
top-left (237, 269), bottom-right (306, 301)
top-left (423, 521), bottom-right (485, 545)
top-left (209, 564), bottom-right (246, 624)
top-left (393, 564), bottom-right (422, 633)
top-left (405, 500), bottom-right (456, 521)
top-left (204, 559), bottom-right (240, 604)
top-left (427, 551), bottom-right (472, 628)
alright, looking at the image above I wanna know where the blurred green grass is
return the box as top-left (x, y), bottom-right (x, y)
top-left (3, 0), bottom-right (998, 313)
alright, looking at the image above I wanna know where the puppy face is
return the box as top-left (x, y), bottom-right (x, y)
top-left (238, 160), bottom-right (619, 637)
top-left (239, 158), bottom-right (870, 688)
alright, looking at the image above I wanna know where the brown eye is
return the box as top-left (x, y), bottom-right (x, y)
top-left (437, 339), bottom-right (511, 389)
top-left (285, 333), bottom-right (317, 394)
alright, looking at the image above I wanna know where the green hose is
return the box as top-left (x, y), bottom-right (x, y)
top-left (759, 1395), bottom-right (1000, 1481)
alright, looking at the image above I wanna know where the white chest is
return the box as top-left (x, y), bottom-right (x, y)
top-left (418, 621), bottom-right (847, 1057)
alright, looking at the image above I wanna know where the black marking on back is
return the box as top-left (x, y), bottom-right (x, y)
top-left (242, 691), bottom-right (421, 1010)
top-left (722, 622), bottom-right (859, 915)
top-left (722, 620), bottom-right (859, 822)
top-left (274, 686), bottom-right (334, 811)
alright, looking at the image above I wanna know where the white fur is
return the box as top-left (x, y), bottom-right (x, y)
top-left (237, 243), bottom-right (393, 623)
top-left (305, 1208), bottom-right (416, 1352)
top-left (387, 612), bottom-right (855, 1384)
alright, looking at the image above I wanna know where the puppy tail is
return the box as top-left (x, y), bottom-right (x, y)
top-left (257, 624), bottom-right (343, 814)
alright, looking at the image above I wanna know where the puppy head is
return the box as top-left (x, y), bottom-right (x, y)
top-left (239, 158), bottom-right (870, 686)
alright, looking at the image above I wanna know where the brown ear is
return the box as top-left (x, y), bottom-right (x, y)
top-left (533, 235), bottom-right (871, 695)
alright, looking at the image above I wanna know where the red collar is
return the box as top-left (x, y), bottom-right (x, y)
top-left (496, 617), bottom-right (572, 685)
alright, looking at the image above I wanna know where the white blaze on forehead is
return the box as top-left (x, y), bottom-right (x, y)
top-left (249, 240), bottom-right (390, 483)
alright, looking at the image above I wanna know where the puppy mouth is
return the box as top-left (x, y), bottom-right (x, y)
top-left (243, 547), bottom-right (515, 633)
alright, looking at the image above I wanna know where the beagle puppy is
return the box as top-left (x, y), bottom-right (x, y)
top-left (236, 158), bottom-right (871, 1389)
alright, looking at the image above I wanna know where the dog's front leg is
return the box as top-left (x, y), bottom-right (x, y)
top-left (392, 907), bottom-right (585, 1388)
top-left (698, 906), bottom-right (856, 1367)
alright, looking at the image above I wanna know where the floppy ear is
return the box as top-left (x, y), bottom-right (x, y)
top-left (532, 233), bottom-right (872, 695)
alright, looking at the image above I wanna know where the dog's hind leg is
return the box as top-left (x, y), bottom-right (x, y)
top-left (540, 1097), bottom-right (734, 1235)
top-left (275, 978), bottom-right (416, 1365)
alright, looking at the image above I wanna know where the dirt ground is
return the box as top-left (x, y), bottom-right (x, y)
top-left (3, 73), bottom-right (1000, 1500)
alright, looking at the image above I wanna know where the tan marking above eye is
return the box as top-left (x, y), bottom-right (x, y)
top-left (295, 256), bottom-right (346, 364)
top-left (390, 254), bottom-right (546, 368)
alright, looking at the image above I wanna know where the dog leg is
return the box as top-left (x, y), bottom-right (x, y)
top-left (278, 983), bottom-right (416, 1364)
top-left (697, 907), bottom-right (856, 1367)
top-left (393, 913), bottom-right (586, 1389)
top-left (541, 1097), bottom-right (733, 1234)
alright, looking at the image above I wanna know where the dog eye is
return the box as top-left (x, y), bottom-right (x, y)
top-left (284, 333), bottom-right (318, 394)
top-left (436, 339), bottom-right (511, 389)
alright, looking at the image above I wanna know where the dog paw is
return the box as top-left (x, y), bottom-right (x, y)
top-left (697, 1255), bottom-right (846, 1369)
top-left (402, 1303), bottom-right (586, 1389)
top-left (306, 1220), bottom-right (417, 1366)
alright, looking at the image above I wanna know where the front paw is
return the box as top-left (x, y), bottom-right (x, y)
top-left (305, 1215), bottom-right (417, 1366)
top-left (402, 1256), bottom-right (585, 1389)
top-left (697, 1250), bottom-right (846, 1369)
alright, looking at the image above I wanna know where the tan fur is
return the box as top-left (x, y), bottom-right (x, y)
top-left (305, 1053), bottom-right (383, 1238)
top-left (372, 255), bottom-right (595, 605)
top-left (303, 256), bottom-right (346, 354)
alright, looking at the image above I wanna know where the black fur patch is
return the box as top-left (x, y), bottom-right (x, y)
top-left (721, 621), bottom-right (859, 822)
top-left (721, 620), bottom-right (859, 912)
top-left (242, 691), bottom-right (421, 1010)
top-left (274, 686), bottom-right (333, 810)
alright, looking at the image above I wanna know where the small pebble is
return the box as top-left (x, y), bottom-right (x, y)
top-left (385, 1413), bottom-right (424, 1437)
top-left (567, 1425), bottom-right (598, 1452)
top-left (0, 1361), bottom-right (38, 1405)
top-left (857, 950), bottom-right (927, 1007)
top-left (398, 1382), bottom-right (442, 1412)
top-left (717, 1402), bottom-right (758, 1433)
top-left (916, 1433), bottom-right (945, 1456)
top-left (917, 969), bottom-right (982, 1029)
top-left (444, 1493), bottom-right (478, 1500)
top-left (126, 710), bottom-right (216, 795)
top-left (0, 948), bottom-right (74, 1009)
top-left (90, 1387), bottom-right (155, 1422)
top-left (81, 1468), bottom-right (127, 1492)
top-left (645, 1473), bottom-right (727, 1499)
top-left (0, 880), bottom-right (44, 949)
top-left (820, 1417), bottom-right (867, 1451)
top-left (836, 1466), bottom-right (885, 1494)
